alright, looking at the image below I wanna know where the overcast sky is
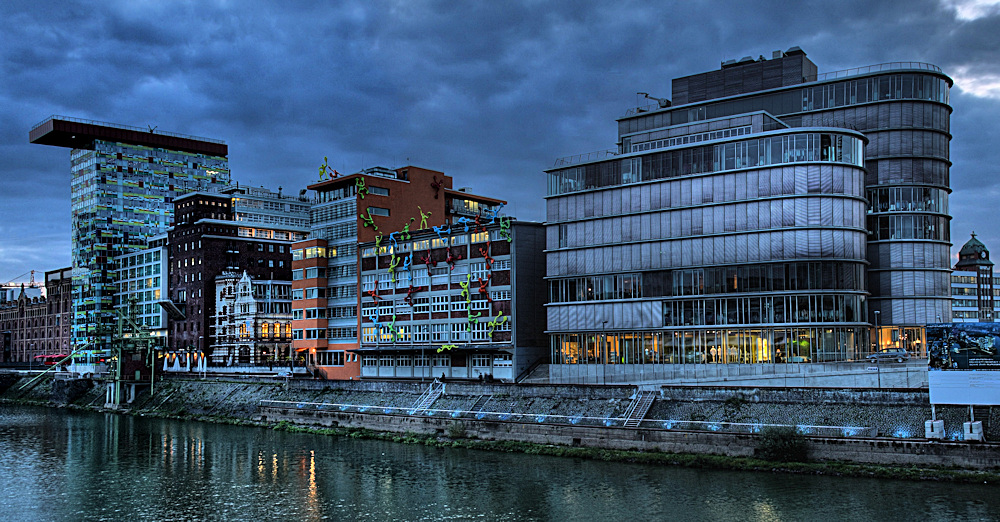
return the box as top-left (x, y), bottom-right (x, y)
top-left (2, 0), bottom-right (1000, 284)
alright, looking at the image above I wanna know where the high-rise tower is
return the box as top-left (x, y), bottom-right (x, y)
top-left (30, 116), bottom-right (231, 348)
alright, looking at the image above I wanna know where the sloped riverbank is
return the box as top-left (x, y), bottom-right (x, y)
top-left (3, 373), bottom-right (1000, 481)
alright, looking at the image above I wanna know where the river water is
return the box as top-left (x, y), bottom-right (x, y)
top-left (0, 404), bottom-right (996, 521)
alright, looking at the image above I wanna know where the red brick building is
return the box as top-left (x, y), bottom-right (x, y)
top-left (165, 188), bottom-right (306, 361)
top-left (292, 165), bottom-right (505, 379)
top-left (0, 268), bottom-right (72, 363)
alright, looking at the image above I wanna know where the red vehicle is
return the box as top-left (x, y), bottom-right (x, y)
top-left (33, 354), bottom-right (69, 366)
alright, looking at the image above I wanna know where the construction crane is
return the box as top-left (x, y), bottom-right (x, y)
top-left (3, 270), bottom-right (37, 286)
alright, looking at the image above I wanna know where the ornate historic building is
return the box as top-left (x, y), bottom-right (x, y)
top-left (952, 233), bottom-right (995, 323)
top-left (211, 271), bottom-right (292, 367)
top-left (0, 268), bottom-right (72, 362)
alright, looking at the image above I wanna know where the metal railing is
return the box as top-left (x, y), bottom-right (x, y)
top-left (552, 149), bottom-right (618, 168)
top-left (31, 115), bottom-right (226, 145)
top-left (622, 62), bottom-right (946, 116)
top-left (813, 61), bottom-right (944, 82)
top-left (259, 399), bottom-right (876, 438)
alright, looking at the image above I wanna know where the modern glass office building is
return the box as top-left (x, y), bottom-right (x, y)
top-left (545, 49), bottom-right (950, 383)
top-left (30, 116), bottom-right (230, 348)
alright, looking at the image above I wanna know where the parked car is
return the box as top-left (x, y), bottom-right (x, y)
top-left (867, 348), bottom-right (910, 363)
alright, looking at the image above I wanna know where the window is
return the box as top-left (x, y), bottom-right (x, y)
top-left (369, 207), bottom-right (390, 217)
top-left (471, 354), bottom-right (491, 367)
top-left (431, 295), bottom-right (450, 312)
top-left (452, 322), bottom-right (469, 341)
top-left (414, 297), bottom-right (430, 313)
top-left (317, 350), bottom-right (345, 366)
top-left (431, 323), bottom-right (449, 341)
top-left (369, 186), bottom-right (389, 196)
top-left (413, 324), bottom-right (429, 342)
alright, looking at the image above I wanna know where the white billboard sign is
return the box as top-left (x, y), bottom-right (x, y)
top-left (929, 370), bottom-right (1000, 405)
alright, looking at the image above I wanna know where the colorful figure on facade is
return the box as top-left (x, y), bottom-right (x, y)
top-left (388, 254), bottom-right (401, 283)
top-left (430, 176), bottom-right (444, 199)
top-left (477, 274), bottom-right (492, 303)
top-left (484, 203), bottom-right (505, 225)
top-left (418, 206), bottom-right (432, 229)
top-left (318, 156), bottom-right (330, 181)
top-left (356, 176), bottom-right (369, 199)
top-left (479, 246), bottom-right (494, 267)
top-left (487, 310), bottom-right (508, 339)
top-left (459, 274), bottom-right (472, 301)
top-left (401, 218), bottom-right (414, 240)
top-left (446, 248), bottom-right (463, 270)
top-left (437, 344), bottom-right (458, 353)
top-left (499, 216), bottom-right (512, 242)
top-left (387, 314), bottom-right (399, 342)
top-left (361, 208), bottom-right (377, 230)
top-left (432, 224), bottom-right (451, 241)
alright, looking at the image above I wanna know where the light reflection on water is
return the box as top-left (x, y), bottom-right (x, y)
top-left (0, 404), bottom-right (996, 521)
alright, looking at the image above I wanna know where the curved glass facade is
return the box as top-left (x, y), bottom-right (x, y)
top-left (546, 124), bottom-right (870, 380)
top-left (547, 131), bottom-right (864, 196)
top-left (615, 67), bottom-right (954, 328)
top-left (552, 327), bottom-right (867, 365)
top-left (619, 72), bottom-right (950, 133)
top-left (546, 58), bottom-right (950, 384)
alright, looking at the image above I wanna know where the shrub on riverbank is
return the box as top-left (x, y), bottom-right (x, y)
top-left (756, 426), bottom-right (809, 462)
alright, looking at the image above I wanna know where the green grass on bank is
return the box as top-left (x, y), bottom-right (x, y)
top-left (4, 393), bottom-right (999, 485)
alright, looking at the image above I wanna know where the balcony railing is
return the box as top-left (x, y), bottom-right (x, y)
top-left (552, 149), bottom-right (618, 168)
top-left (813, 61), bottom-right (944, 82)
top-left (623, 62), bottom-right (946, 116)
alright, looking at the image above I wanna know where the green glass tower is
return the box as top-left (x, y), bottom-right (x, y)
top-left (31, 116), bottom-right (230, 348)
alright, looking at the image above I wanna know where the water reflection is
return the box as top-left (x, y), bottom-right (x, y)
top-left (0, 404), bottom-right (997, 521)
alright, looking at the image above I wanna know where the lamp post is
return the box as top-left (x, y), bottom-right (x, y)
top-left (601, 320), bottom-right (609, 385)
top-left (874, 310), bottom-right (881, 352)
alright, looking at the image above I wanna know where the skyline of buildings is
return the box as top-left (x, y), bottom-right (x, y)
top-left (3, 48), bottom-right (990, 384)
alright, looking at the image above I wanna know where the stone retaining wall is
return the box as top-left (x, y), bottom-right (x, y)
top-left (257, 406), bottom-right (1000, 470)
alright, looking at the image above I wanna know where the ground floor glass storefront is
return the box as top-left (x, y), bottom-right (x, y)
top-left (551, 326), bottom-right (878, 366)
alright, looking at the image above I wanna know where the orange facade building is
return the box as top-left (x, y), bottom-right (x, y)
top-left (291, 166), bottom-right (505, 379)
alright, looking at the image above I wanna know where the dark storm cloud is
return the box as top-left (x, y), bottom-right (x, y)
top-left (2, 0), bottom-right (1000, 280)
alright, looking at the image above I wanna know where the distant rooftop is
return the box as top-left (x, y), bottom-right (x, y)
top-left (29, 115), bottom-right (228, 157)
top-left (626, 60), bottom-right (947, 116)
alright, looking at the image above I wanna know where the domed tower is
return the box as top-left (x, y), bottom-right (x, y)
top-left (952, 233), bottom-right (994, 322)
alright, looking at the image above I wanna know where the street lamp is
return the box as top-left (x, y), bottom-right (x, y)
top-left (601, 320), bottom-right (609, 385)
top-left (874, 310), bottom-right (881, 351)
